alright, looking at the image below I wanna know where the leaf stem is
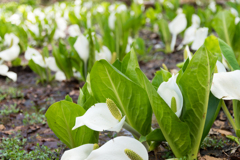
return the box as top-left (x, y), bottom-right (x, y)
top-left (222, 100), bottom-right (237, 131)
top-left (123, 122), bottom-right (149, 151)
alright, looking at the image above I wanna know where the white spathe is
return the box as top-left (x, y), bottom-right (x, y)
top-left (216, 61), bottom-right (226, 73)
top-left (192, 14), bottom-right (201, 27)
top-left (25, 47), bottom-right (42, 60)
top-left (211, 70), bottom-right (240, 100)
top-left (208, 0), bottom-right (216, 13)
top-left (31, 55), bottom-right (47, 68)
top-left (169, 13), bottom-right (187, 51)
top-left (61, 144), bottom-right (94, 160)
top-left (74, 35), bottom-right (89, 64)
top-left (68, 24), bottom-right (81, 37)
top-left (95, 46), bottom-right (112, 62)
top-left (0, 65), bottom-right (17, 81)
top-left (191, 27), bottom-right (208, 50)
top-left (108, 12), bottom-right (116, 30)
top-left (0, 45), bottom-right (20, 62)
top-left (236, 17), bottom-right (240, 25)
top-left (157, 74), bottom-right (183, 117)
top-left (45, 57), bottom-right (61, 72)
top-left (4, 33), bottom-right (20, 46)
top-left (55, 71), bottom-right (66, 81)
top-left (86, 136), bottom-right (148, 160)
top-left (183, 45), bottom-right (192, 61)
top-left (182, 25), bottom-right (198, 45)
top-left (72, 103), bottom-right (125, 132)
top-left (54, 29), bottom-right (66, 40)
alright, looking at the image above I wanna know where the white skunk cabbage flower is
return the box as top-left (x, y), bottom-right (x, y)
top-left (169, 13), bottom-right (187, 51)
top-left (56, 17), bottom-right (67, 31)
top-left (126, 37), bottom-right (134, 53)
top-left (61, 136), bottom-right (148, 160)
top-left (26, 22), bottom-right (39, 37)
top-left (0, 45), bottom-right (20, 62)
top-left (61, 144), bottom-right (95, 160)
top-left (74, 34), bottom-right (89, 64)
top-left (192, 14), bottom-right (201, 27)
top-left (72, 99), bottom-right (125, 132)
top-left (68, 24), bottom-right (81, 37)
top-left (86, 136), bottom-right (148, 160)
top-left (191, 27), bottom-right (208, 50)
top-left (108, 12), bottom-right (116, 30)
top-left (183, 45), bottom-right (192, 61)
top-left (54, 29), bottom-right (66, 40)
top-left (25, 47), bottom-right (42, 60)
top-left (157, 74), bottom-right (183, 117)
top-left (231, 8), bottom-right (239, 17)
top-left (7, 13), bottom-right (21, 25)
top-left (208, 0), bottom-right (216, 13)
top-left (216, 61), bottom-right (227, 73)
top-left (0, 65), bottom-right (17, 81)
top-left (236, 17), bottom-right (240, 25)
top-left (211, 70), bottom-right (240, 100)
top-left (95, 46), bottom-right (112, 62)
top-left (45, 57), bottom-right (66, 81)
top-left (4, 33), bottom-right (20, 46)
top-left (87, 12), bottom-right (92, 28)
top-left (179, 14), bottom-right (200, 48)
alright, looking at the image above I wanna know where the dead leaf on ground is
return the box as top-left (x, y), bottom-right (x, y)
top-left (200, 155), bottom-right (226, 160)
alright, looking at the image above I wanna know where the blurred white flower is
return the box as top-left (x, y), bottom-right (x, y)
top-left (68, 24), bottom-right (81, 37)
top-left (74, 34), bottom-right (89, 64)
top-left (108, 12), bottom-right (116, 30)
top-left (7, 13), bottom-right (22, 25)
top-left (0, 65), bottom-right (17, 81)
top-left (169, 13), bottom-right (187, 51)
top-left (95, 46), bottom-right (112, 62)
top-left (191, 27), bottom-right (208, 50)
top-left (209, 0), bottom-right (216, 13)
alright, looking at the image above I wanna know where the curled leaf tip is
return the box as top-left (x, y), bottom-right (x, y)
top-left (171, 97), bottom-right (177, 113)
top-left (93, 144), bottom-right (99, 150)
top-left (106, 98), bottom-right (122, 121)
top-left (124, 149), bottom-right (143, 160)
top-left (162, 63), bottom-right (168, 71)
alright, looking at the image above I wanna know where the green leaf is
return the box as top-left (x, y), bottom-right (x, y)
top-left (136, 68), bottom-right (191, 158)
top-left (218, 38), bottom-right (240, 70)
top-left (204, 35), bottom-right (222, 62)
top-left (158, 19), bottom-right (171, 53)
top-left (226, 135), bottom-right (240, 145)
top-left (45, 100), bottom-right (98, 148)
top-left (87, 29), bottom-right (95, 73)
top-left (11, 58), bottom-right (21, 66)
top-left (121, 49), bottom-right (141, 85)
top-left (78, 83), bottom-right (98, 110)
top-left (90, 60), bottom-right (152, 136)
top-left (152, 69), bottom-right (172, 89)
top-left (65, 95), bottom-right (73, 102)
top-left (233, 100), bottom-right (240, 130)
top-left (232, 22), bottom-right (240, 63)
top-left (179, 46), bottom-right (217, 159)
top-left (212, 10), bottom-right (235, 47)
top-left (146, 129), bottom-right (165, 142)
top-left (52, 42), bottom-right (73, 80)
top-left (201, 93), bottom-right (221, 142)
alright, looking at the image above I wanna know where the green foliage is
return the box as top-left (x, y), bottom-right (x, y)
top-left (45, 100), bottom-right (99, 149)
top-left (0, 137), bottom-right (58, 160)
top-left (0, 103), bottom-right (19, 116)
top-left (201, 136), bottom-right (226, 149)
top-left (0, 87), bottom-right (24, 100)
top-left (23, 112), bottom-right (46, 125)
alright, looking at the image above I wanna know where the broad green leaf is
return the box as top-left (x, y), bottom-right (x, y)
top-left (204, 35), bottom-right (222, 62)
top-left (233, 100), bottom-right (240, 130)
top-left (136, 68), bottom-right (191, 158)
top-left (112, 59), bottom-right (122, 71)
top-left (212, 10), bottom-right (235, 47)
top-left (11, 58), bottom-right (21, 66)
top-left (152, 69), bottom-right (172, 89)
top-left (121, 49), bottom-right (141, 85)
top-left (90, 60), bottom-right (152, 136)
top-left (232, 23), bottom-right (240, 63)
top-left (201, 93), bottom-right (221, 142)
top-left (218, 38), bottom-right (240, 70)
top-left (68, 11), bottom-right (79, 25)
top-left (87, 29), bottom-right (95, 73)
top-left (45, 100), bottom-right (98, 148)
top-left (179, 46), bottom-right (217, 159)
top-left (146, 129), bottom-right (165, 142)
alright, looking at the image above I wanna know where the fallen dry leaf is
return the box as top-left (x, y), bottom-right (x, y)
top-left (0, 124), bottom-right (6, 131)
top-left (201, 155), bottom-right (226, 160)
